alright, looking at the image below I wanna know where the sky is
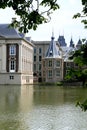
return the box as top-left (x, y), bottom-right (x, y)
top-left (0, 0), bottom-right (87, 46)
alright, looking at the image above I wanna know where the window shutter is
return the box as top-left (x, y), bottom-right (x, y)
top-left (6, 44), bottom-right (9, 72)
top-left (16, 44), bottom-right (19, 72)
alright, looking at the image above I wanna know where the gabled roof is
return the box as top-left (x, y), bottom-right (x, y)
top-left (0, 24), bottom-right (21, 38)
top-left (46, 36), bottom-right (61, 58)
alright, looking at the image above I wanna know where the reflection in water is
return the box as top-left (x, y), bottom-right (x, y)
top-left (33, 86), bottom-right (87, 105)
top-left (0, 85), bottom-right (21, 112)
top-left (20, 85), bottom-right (34, 112)
top-left (0, 85), bottom-right (87, 130)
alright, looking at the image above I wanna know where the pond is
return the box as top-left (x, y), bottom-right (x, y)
top-left (0, 85), bottom-right (87, 130)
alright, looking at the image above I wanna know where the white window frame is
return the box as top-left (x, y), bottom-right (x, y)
top-left (9, 60), bottom-right (16, 72)
top-left (56, 60), bottom-right (60, 67)
top-left (9, 45), bottom-right (16, 55)
top-left (56, 70), bottom-right (60, 77)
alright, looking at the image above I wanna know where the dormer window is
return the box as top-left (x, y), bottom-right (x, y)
top-left (9, 45), bottom-right (16, 55)
top-left (50, 50), bottom-right (52, 54)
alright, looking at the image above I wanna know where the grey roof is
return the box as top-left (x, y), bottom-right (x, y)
top-left (0, 24), bottom-right (21, 38)
top-left (58, 35), bottom-right (67, 46)
top-left (70, 38), bottom-right (74, 47)
top-left (46, 36), bottom-right (61, 58)
top-left (77, 39), bottom-right (82, 45)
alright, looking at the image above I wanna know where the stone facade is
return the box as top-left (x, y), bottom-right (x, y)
top-left (0, 24), bottom-right (33, 85)
top-left (42, 58), bottom-right (63, 82)
top-left (33, 35), bottom-right (82, 83)
top-left (41, 35), bottom-right (63, 83)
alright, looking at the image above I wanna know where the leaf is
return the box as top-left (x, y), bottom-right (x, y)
top-left (73, 13), bottom-right (81, 19)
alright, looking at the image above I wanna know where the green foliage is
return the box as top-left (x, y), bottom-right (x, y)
top-left (69, 44), bottom-right (87, 66)
top-left (76, 99), bottom-right (87, 111)
top-left (40, 0), bottom-right (59, 10)
top-left (0, 0), bottom-right (59, 33)
top-left (65, 43), bottom-right (87, 87)
top-left (65, 69), bottom-right (76, 81)
top-left (73, 0), bottom-right (87, 28)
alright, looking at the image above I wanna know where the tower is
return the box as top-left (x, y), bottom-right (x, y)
top-left (42, 33), bottom-right (63, 82)
top-left (58, 35), bottom-right (67, 46)
top-left (69, 37), bottom-right (74, 48)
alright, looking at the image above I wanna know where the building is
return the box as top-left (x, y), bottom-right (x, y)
top-left (0, 24), bottom-right (33, 84)
top-left (32, 40), bottom-right (50, 82)
top-left (33, 35), bottom-right (80, 82)
top-left (76, 38), bottom-right (82, 49)
top-left (42, 34), bottom-right (63, 82)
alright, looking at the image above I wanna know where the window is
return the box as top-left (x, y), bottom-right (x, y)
top-left (66, 70), bottom-right (69, 75)
top-left (39, 56), bottom-right (42, 61)
top-left (9, 60), bottom-right (16, 72)
top-left (34, 56), bottom-right (36, 62)
top-left (9, 45), bottom-right (16, 55)
top-left (43, 61), bottom-right (45, 67)
top-left (66, 62), bottom-right (70, 67)
top-left (34, 64), bottom-right (36, 71)
top-left (39, 72), bottom-right (41, 76)
top-left (34, 48), bottom-right (36, 54)
top-left (39, 48), bottom-right (42, 54)
top-left (56, 70), bottom-right (60, 77)
top-left (48, 70), bottom-right (52, 78)
top-left (48, 60), bottom-right (52, 67)
top-left (56, 61), bottom-right (60, 67)
top-left (9, 75), bottom-right (14, 80)
top-left (39, 64), bottom-right (41, 70)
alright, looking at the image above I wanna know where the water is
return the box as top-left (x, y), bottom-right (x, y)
top-left (0, 85), bottom-right (87, 130)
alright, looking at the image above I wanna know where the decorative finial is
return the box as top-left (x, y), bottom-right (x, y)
top-left (52, 28), bottom-right (54, 37)
top-left (51, 28), bottom-right (54, 39)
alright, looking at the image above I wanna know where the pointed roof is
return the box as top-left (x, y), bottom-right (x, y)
top-left (70, 37), bottom-right (74, 47)
top-left (46, 35), bottom-right (61, 58)
top-left (58, 35), bottom-right (67, 46)
top-left (77, 39), bottom-right (82, 45)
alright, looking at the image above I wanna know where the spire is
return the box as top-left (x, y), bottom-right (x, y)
top-left (77, 38), bottom-right (82, 45)
top-left (51, 28), bottom-right (54, 39)
top-left (46, 33), bottom-right (61, 58)
top-left (76, 38), bottom-right (82, 49)
top-left (70, 37), bottom-right (74, 47)
top-left (58, 35), bottom-right (67, 46)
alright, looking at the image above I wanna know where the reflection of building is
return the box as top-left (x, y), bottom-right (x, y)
top-left (20, 85), bottom-right (33, 112)
top-left (0, 24), bottom-right (33, 84)
top-left (33, 35), bottom-right (82, 82)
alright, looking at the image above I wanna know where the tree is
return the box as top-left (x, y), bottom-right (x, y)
top-left (66, 43), bottom-right (87, 86)
top-left (73, 0), bottom-right (87, 28)
top-left (70, 0), bottom-right (87, 110)
top-left (65, 43), bottom-right (87, 111)
top-left (0, 0), bottom-right (59, 33)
